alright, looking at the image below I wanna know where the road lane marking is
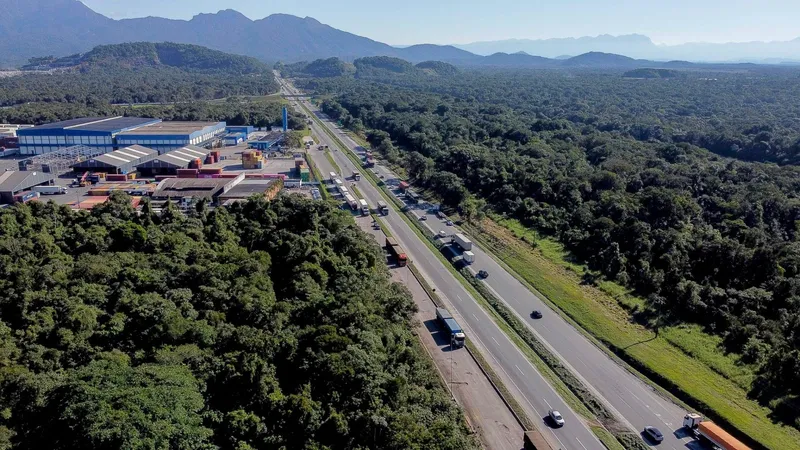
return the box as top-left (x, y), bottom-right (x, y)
top-left (472, 313), bottom-right (480, 322)
top-left (491, 336), bottom-right (500, 346)
top-left (576, 437), bottom-right (588, 450)
top-left (543, 398), bottom-right (553, 409)
top-left (548, 430), bottom-right (566, 449)
top-left (515, 365), bottom-right (525, 376)
top-left (456, 294), bottom-right (463, 302)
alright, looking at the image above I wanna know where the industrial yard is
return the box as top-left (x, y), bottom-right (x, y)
top-left (0, 111), bottom-right (318, 210)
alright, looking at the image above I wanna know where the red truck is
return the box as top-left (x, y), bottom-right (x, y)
top-left (385, 236), bottom-right (408, 266)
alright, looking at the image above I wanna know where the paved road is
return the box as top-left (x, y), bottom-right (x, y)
top-left (279, 77), bottom-right (698, 450)
top-left (354, 215), bottom-right (525, 450)
top-left (282, 77), bottom-right (604, 450)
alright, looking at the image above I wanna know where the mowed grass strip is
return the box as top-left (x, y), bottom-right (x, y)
top-left (464, 217), bottom-right (800, 450)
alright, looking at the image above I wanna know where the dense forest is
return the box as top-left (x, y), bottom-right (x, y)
top-left (0, 194), bottom-right (476, 449)
top-left (1, 43), bottom-right (278, 108)
top-left (298, 65), bottom-right (800, 428)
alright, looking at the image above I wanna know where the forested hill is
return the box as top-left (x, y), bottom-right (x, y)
top-left (281, 56), bottom-right (459, 79)
top-left (23, 42), bottom-right (273, 75)
top-left (0, 194), bottom-right (477, 449)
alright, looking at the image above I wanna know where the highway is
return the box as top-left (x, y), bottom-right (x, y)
top-left (279, 77), bottom-right (605, 450)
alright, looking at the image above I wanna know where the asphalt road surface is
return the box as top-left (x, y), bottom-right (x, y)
top-left (284, 80), bottom-right (605, 450)
top-left (278, 76), bottom-right (699, 450)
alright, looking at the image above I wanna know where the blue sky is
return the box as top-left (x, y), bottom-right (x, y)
top-left (82, 0), bottom-right (800, 45)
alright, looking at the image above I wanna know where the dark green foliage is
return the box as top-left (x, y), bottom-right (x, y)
top-left (304, 67), bottom-right (800, 428)
top-left (282, 58), bottom-right (357, 78)
top-left (415, 61), bottom-right (459, 76)
top-left (3, 43), bottom-right (278, 108)
top-left (623, 68), bottom-right (681, 78)
top-left (354, 56), bottom-right (417, 74)
top-left (0, 195), bottom-right (475, 449)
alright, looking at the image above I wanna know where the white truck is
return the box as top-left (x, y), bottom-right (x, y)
top-left (452, 233), bottom-right (473, 251)
top-left (359, 198), bottom-right (370, 216)
top-left (345, 193), bottom-right (359, 211)
top-left (32, 185), bottom-right (67, 195)
top-left (462, 251), bottom-right (475, 264)
top-left (329, 172), bottom-right (337, 182)
top-left (377, 200), bottom-right (389, 215)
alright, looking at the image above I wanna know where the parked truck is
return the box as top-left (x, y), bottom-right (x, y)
top-left (377, 200), bottom-right (389, 215)
top-left (345, 194), bottom-right (359, 211)
top-left (435, 308), bottom-right (466, 348)
top-left (359, 198), bottom-right (370, 216)
top-left (462, 251), bottom-right (475, 264)
top-left (682, 414), bottom-right (750, 450)
top-left (32, 185), bottom-right (67, 195)
top-left (452, 233), bottom-right (473, 251)
top-left (352, 171), bottom-right (361, 181)
top-left (385, 236), bottom-right (408, 266)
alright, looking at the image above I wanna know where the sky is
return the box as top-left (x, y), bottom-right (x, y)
top-left (81, 0), bottom-right (800, 46)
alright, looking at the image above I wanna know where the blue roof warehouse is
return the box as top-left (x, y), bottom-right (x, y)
top-left (17, 117), bottom-right (227, 156)
top-left (17, 117), bottom-right (161, 155)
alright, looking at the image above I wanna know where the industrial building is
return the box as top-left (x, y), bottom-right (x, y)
top-left (71, 145), bottom-right (158, 174)
top-left (152, 174), bottom-right (245, 203)
top-left (248, 130), bottom-right (284, 151)
top-left (136, 145), bottom-right (211, 175)
top-left (116, 121), bottom-right (226, 153)
top-left (217, 179), bottom-right (283, 204)
top-left (0, 170), bottom-right (56, 204)
top-left (226, 126), bottom-right (254, 136)
top-left (224, 133), bottom-right (246, 146)
top-left (17, 117), bottom-right (161, 155)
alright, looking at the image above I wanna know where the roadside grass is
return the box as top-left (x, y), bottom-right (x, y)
top-left (303, 155), bottom-right (330, 200)
top-left (463, 217), bottom-right (800, 450)
top-left (324, 150), bottom-right (342, 174)
top-left (302, 101), bottom-right (646, 449)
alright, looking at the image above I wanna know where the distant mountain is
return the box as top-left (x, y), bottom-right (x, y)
top-left (472, 52), bottom-right (555, 67)
top-left (560, 51), bottom-right (639, 68)
top-left (456, 33), bottom-right (800, 62)
top-left (415, 60), bottom-right (459, 76)
top-left (0, 0), bottom-right (471, 67)
top-left (23, 42), bottom-right (273, 74)
top-left (623, 68), bottom-right (682, 78)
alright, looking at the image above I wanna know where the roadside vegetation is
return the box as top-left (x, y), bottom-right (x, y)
top-left (295, 58), bottom-right (800, 449)
top-left (0, 193), bottom-right (477, 450)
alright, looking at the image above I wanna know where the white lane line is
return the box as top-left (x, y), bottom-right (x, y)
top-left (456, 294), bottom-right (463, 302)
top-left (491, 336), bottom-right (500, 346)
top-left (472, 313), bottom-right (480, 322)
top-left (542, 398), bottom-right (553, 409)
top-left (549, 430), bottom-right (566, 449)
top-left (576, 437), bottom-right (588, 450)
top-left (515, 365), bottom-right (525, 376)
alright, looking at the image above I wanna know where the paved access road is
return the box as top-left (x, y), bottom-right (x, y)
top-left (281, 77), bottom-right (605, 450)
top-left (278, 76), bottom-right (697, 450)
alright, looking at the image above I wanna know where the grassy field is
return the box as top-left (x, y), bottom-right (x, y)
top-left (463, 217), bottom-right (800, 450)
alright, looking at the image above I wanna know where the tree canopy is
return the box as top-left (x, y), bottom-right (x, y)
top-left (0, 194), bottom-right (476, 450)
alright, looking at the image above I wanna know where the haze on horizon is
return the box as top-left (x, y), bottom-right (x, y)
top-left (82, 0), bottom-right (799, 46)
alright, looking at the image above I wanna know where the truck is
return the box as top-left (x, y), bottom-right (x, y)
top-left (462, 251), bottom-right (475, 264)
top-left (405, 190), bottom-right (420, 204)
top-left (377, 200), bottom-right (389, 215)
top-left (436, 308), bottom-right (466, 348)
top-left (345, 193), bottom-right (359, 211)
top-left (359, 198), bottom-right (370, 216)
top-left (385, 236), bottom-right (408, 266)
top-left (329, 171), bottom-right (337, 182)
top-left (682, 414), bottom-right (751, 450)
top-left (32, 185), bottom-right (67, 195)
top-left (352, 171), bottom-right (361, 181)
top-left (452, 233), bottom-right (473, 251)
top-left (12, 191), bottom-right (40, 204)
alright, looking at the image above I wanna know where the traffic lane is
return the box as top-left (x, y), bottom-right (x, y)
top-left (469, 245), bottom-right (691, 448)
top-left (378, 208), bottom-right (603, 450)
top-left (299, 96), bottom-right (601, 449)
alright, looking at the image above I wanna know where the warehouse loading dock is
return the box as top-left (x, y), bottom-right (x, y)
top-left (0, 170), bottom-right (56, 204)
top-left (71, 145), bottom-right (157, 174)
top-left (136, 145), bottom-right (211, 175)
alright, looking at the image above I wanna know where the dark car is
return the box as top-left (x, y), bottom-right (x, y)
top-left (643, 426), bottom-right (664, 443)
top-left (531, 310), bottom-right (543, 319)
top-left (477, 270), bottom-right (489, 279)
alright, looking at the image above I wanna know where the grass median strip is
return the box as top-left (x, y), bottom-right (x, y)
top-left (324, 150), bottom-right (341, 174)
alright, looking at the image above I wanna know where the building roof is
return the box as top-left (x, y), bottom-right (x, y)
top-left (218, 180), bottom-right (279, 199)
top-left (18, 117), bottom-right (161, 135)
top-left (253, 130), bottom-right (284, 143)
top-left (152, 178), bottom-right (231, 200)
top-left (73, 145), bottom-right (157, 170)
top-left (117, 121), bottom-right (224, 136)
top-left (136, 145), bottom-right (211, 169)
top-left (0, 170), bottom-right (55, 193)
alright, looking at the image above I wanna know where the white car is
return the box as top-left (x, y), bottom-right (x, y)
top-left (438, 230), bottom-right (448, 238)
top-left (548, 409), bottom-right (565, 427)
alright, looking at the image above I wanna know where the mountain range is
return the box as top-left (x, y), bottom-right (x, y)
top-left (455, 34), bottom-right (800, 62)
top-left (1, 0), bottom-right (799, 67)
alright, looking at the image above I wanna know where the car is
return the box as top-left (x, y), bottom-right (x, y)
top-left (446, 220), bottom-right (454, 226)
top-left (548, 409), bottom-right (565, 427)
top-left (643, 426), bottom-right (664, 443)
top-left (531, 310), bottom-right (543, 319)
top-left (438, 230), bottom-right (448, 238)
top-left (477, 270), bottom-right (489, 279)
top-left (419, 215), bottom-right (427, 221)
